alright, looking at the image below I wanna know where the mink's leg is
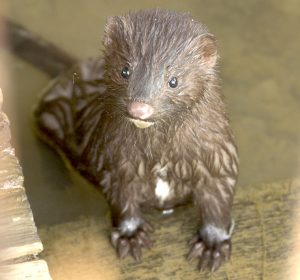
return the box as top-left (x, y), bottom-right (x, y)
top-left (187, 176), bottom-right (235, 272)
top-left (109, 198), bottom-right (153, 261)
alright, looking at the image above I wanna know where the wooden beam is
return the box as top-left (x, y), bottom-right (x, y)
top-left (0, 88), bottom-right (52, 279)
top-left (0, 260), bottom-right (52, 280)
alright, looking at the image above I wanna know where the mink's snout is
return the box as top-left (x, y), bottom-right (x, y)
top-left (127, 102), bottom-right (154, 120)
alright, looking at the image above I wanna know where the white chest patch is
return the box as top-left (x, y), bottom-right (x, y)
top-left (155, 178), bottom-right (170, 201)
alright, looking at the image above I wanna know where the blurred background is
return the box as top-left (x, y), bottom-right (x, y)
top-left (0, 0), bottom-right (300, 279)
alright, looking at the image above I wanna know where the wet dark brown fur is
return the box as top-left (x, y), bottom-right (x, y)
top-left (34, 9), bottom-right (238, 272)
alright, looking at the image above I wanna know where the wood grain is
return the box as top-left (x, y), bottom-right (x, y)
top-left (39, 178), bottom-right (300, 280)
top-left (0, 88), bottom-right (52, 279)
top-left (0, 260), bottom-right (52, 280)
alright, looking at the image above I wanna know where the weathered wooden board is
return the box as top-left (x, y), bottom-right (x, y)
top-left (0, 260), bottom-right (52, 280)
top-left (0, 88), bottom-right (51, 279)
top-left (39, 178), bottom-right (300, 280)
top-left (0, 188), bottom-right (43, 262)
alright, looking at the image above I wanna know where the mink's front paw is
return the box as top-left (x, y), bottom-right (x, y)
top-left (110, 219), bottom-right (153, 261)
top-left (187, 236), bottom-right (231, 272)
top-left (187, 224), bottom-right (233, 272)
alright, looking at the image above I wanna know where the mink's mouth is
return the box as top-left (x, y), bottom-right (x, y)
top-left (127, 117), bottom-right (155, 129)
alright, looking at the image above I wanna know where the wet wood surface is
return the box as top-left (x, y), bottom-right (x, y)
top-left (0, 89), bottom-right (52, 279)
top-left (39, 176), bottom-right (300, 280)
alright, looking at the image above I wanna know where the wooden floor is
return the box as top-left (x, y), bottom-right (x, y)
top-left (0, 89), bottom-right (51, 280)
top-left (39, 177), bottom-right (300, 280)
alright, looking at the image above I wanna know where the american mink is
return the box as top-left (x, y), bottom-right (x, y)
top-left (34, 9), bottom-right (238, 272)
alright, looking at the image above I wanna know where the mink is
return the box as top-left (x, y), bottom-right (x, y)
top-left (34, 9), bottom-right (239, 272)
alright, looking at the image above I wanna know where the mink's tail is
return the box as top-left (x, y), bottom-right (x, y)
top-left (6, 18), bottom-right (77, 77)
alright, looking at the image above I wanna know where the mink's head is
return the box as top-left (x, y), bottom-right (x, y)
top-left (103, 9), bottom-right (218, 128)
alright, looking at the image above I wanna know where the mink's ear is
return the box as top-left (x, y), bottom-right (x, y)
top-left (198, 34), bottom-right (218, 68)
top-left (103, 16), bottom-right (121, 47)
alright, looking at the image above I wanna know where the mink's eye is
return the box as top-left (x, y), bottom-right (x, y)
top-left (168, 77), bottom-right (178, 88)
top-left (121, 67), bottom-right (130, 79)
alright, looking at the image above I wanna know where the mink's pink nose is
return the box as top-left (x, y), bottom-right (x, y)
top-left (127, 102), bottom-right (154, 120)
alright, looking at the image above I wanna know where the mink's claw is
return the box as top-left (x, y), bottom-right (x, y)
top-left (187, 235), bottom-right (231, 272)
top-left (117, 238), bottom-right (130, 259)
top-left (111, 224), bottom-right (153, 261)
top-left (187, 242), bottom-right (204, 261)
top-left (130, 238), bottom-right (142, 261)
top-left (136, 228), bottom-right (153, 249)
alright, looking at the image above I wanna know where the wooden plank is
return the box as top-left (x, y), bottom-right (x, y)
top-left (0, 188), bottom-right (43, 262)
top-left (0, 260), bottom-right (52, 280)
top-left (39, 178), bottom-right (300, 280)
top-left (0, 112), bottom-right (11, 153)
top-left (0, 88), bottom-right (52, 279)
top-left (0, 150), bottom-right (23, 191)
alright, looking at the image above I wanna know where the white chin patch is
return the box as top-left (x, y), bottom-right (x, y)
top-left (155, 178), bottom-right (170, 202)
top-left (128, 118), bottom-right (154, 129)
